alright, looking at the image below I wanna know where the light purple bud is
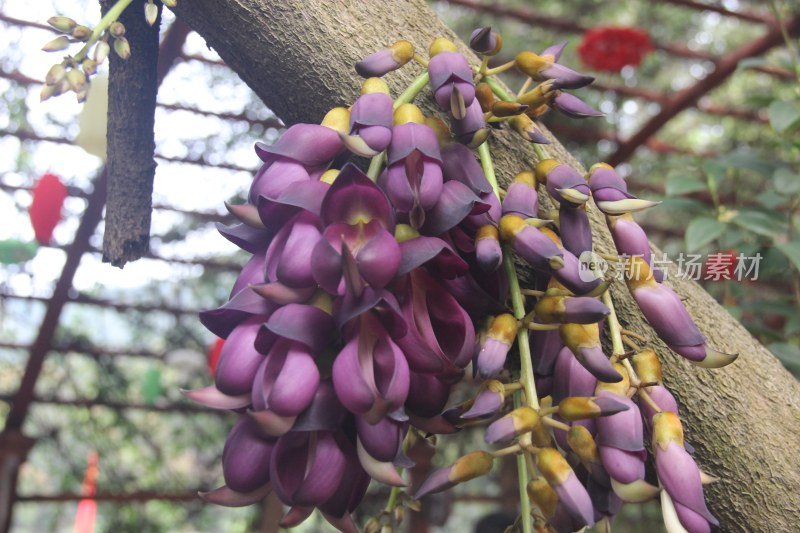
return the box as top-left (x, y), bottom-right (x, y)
top-left (545, 165), bottom-right (590, 206)
top-left (356, 49), bottom-right (400, 77)
top-left (554, 473), bottom-right (596, 527)
top-left (541, 41), bottom-right (568, 61)
top-left (462, 387), bottom-right (504, 419)
top-left (631, 284), bottom-right (706, 359)
top-left (558, 204), bottom-right (593, 257)
top-left (451, 99), bottom-right (487, 145)
top-left (541, 63), bottom-right (595, 89)
top-left (562, 297), bottom-right (610, 324)
top-left (502, 180), bottom-right (539, 219)
top-left (428, 51), bottom-right (475, 110)
top-left (531, 328), bottom-right (563, 376)
top-left (655, 442), bottom-right (718, 528)
top-left (553, 92), bottom-right (604, 118)
top-left (476, 337), bottom-right (512, 378)
top-left (484, 413), bottom-right (517, 444)
top-left (553, 346), bottom-right (597, 403)
top-left (508, 224), bottom-right (564, 272)
top-left (599, 446), bottom-right (645, 484)
top-left (553, 248), bottom-right (603, 295)
top-left (476, 234), bottom-right (503, 272)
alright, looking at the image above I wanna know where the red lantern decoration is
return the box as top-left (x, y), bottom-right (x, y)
top-left (577, 27), bottom-right (653, 72)
top-left (29, 173), bottom-right (68, 245)
top-left (208, 337), bottom-right (224, 377)
top-left (73, 451), bottom-right (99, 533)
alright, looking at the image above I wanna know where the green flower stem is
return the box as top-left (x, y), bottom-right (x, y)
top-left (393, 71), bottom-right (430, 110)
top-left (479, 133), bottom-right (536, 533)
top-left (384, 485), bottom-right (401, 513)
top-left (74, 0), bottom-right (135, 63)
top-left (367, 152), bottom-right (386, 182)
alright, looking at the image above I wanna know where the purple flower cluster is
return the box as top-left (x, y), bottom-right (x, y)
top-left (186, 28), bottom-right (732, 533)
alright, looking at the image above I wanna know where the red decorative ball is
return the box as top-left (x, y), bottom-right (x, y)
top-left (577, 27), bottom-right (653, 72)
top-left (29, 173), bottom-right (68, 245)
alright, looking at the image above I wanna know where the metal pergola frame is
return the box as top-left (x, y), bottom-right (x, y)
top-left (0, 1), bottom-right (797, 531)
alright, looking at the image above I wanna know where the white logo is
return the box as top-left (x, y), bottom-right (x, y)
top-left (578, 251), bottom-right (608, 282)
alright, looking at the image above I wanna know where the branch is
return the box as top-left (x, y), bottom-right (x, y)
top-left (100, 0), bottom-right (161, 267)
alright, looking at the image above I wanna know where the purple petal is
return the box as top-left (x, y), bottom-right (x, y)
top-left (256, 179), bottom-right (329, 231)
top-left (553, 92), bottom-right (604, 118)
top-left (554, 473), bottom-right (596, 527)
top-left (258, 342), bottom-right (320, 416)
top-left (182, 385), bottom-right (250, 410)
top-left (545, 165), bottom-right (589, 205)
top-left (656, 442), bottom-right (718, 524)
top-left (356, 49), bottom-right (400, 78)
top-left (476, 235), bottom-right (503, 272)
top-left (502, 180), bottom-right (539, 219)
top-left (531, 328), bottom-right (564, 376)
top-left (562, 297), bottom-right (610, 324)
top-left (293, 432), bottom-right (348, 505)
top-left (477, 337), bottom-right (511, 378)
top-left (541, 41), bottom-right (568, 61)
top-left (356, 226), bottom-right (401, 289)
top-left (596, 392), bottom-right (645, 453)
top-left (553, 249), bottom-right (603, 295)
top-left (293, 380), bottom-right (348, 432)
top-left (484, 415), bottom-right (516, 444)
top-left (632, 284), bottom-right (706, 351)
top-left (413, 465), bottom-right (455, 499)
top-left (450, 99), bottom-right (486, 144)
top-left (405, 372), bottom-right (450, 417)
top-left (271, 215), bottom-right (322, 287)
top-left (255, 124), bottom-right (343, 167)
top-left (260, 303), bottom-right (333, 354)
top-left (422, 181), bottom-right (489, 236)
top-left (350, 92), bottom-right (393, 128)
top-left (461, 387), bottom-right (504, 419)
top-left (397, 235), bottom-right (469, 278)
top-left (356, 439), bottom-right (406, 486)
top-left (222, 417), bottom-right (276, 493)
top-left (553, 346), bottom-right (597, 402)
top-left (249, 158), bottom-right (310, 205)
top-left (199, 483), bottom-right (271, 507)
top-left (232, 252), bottom-right (268, 295)
top-left (541, 63), bottom-right (595, 89)
top-left (599, 446), bottom-right (645, 484)
top-left (387, 122), bottom-right (441, 164)
top-left (356, 416), bottom-right (405, 462)
top-left (250, 282), bottom-right (315, 306)
top-left (609, 215), bottom-right (652, 265)
top-left (558, 205), bottom-right (593, 257)
top-left (428, 51), bottom-right (474, 93)
top-left (320, 163), bottom-right (393, 227)
top-left (441, 143), bottom-right (493, 194)
top-left (216, 222), bottom-right (271, 254)
top-left (509, 224), bottom-right (564, 271)
top-left (215, 316), bottom-right (267, 396)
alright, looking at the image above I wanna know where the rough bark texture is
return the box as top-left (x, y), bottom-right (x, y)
top-left (101, 0), bottom-right (161, 267)
top-left (172, 1), bottom-right (800, 531)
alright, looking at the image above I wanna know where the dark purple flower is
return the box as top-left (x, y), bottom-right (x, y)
top-left (380, 122), bottom-right (444, 228)
top-left (222, 417), bottom-right (276, 493)
top-left (214, 315), bottom-right (268, 396)
top-left (270, 430), bottom-right (347, 507)
top-left (395, 269), bottom-right (475, 378)
top-left (332, 312), bottom-right (410, 423)
top-left (251, 338), bottom-right (320, 417)
top-left (559, 204), bottom-right (593, 257)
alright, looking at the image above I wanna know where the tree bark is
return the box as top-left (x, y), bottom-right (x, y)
top-left (171, 1), bottom-right (800, 531)
top-left (101, 0), bottom-right (161, 267)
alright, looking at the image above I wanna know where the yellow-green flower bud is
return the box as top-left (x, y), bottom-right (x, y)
top-left (393, 103), bottom-right (424, 125)
top-left (110, 21), bottom-right (126, 38)
top-left (114, 36), bottom-right (131, 59)
top-left (48, 16), bottom-right (78, 33)
top-left (45, 63), bottom-right (67, 86)
top-left (145, 2), bottom-right (159, 26)
top-left (94, 41), bottom-right (110, 64)
top-left (72, 25), bottom-right (92, 41)
top-left (360, 77), bottom-right (390, 95)
top-left (42, 36), bottom-right (70, 52)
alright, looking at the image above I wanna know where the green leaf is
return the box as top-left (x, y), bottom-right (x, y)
top-left (722, 153), bottom-right (776, 177)
top-left (685, 217), bottom-right (726, 252)
top-left (776, 241), bottom-right (800, 271)
top-left (665, 176), bottom-right (707, 196)
top-left (768, 342), bottom-right (800, 377)
top-left (0, 239), bottom-right (39, 264)
top-left (768, 100), bottom-right (800, 133)
top-left (756, 190), bottom-right (786, 210)
top-left (773, 167), bottom-right (800, 195)
top-left (731, 208), bottom-right (788, 238)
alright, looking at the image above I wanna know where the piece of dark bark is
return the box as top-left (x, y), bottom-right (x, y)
top-left (100, 0), bottom-right (161, 267)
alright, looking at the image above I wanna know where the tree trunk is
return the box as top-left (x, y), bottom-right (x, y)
top-left (171, 1), bottom-right (800, 531)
